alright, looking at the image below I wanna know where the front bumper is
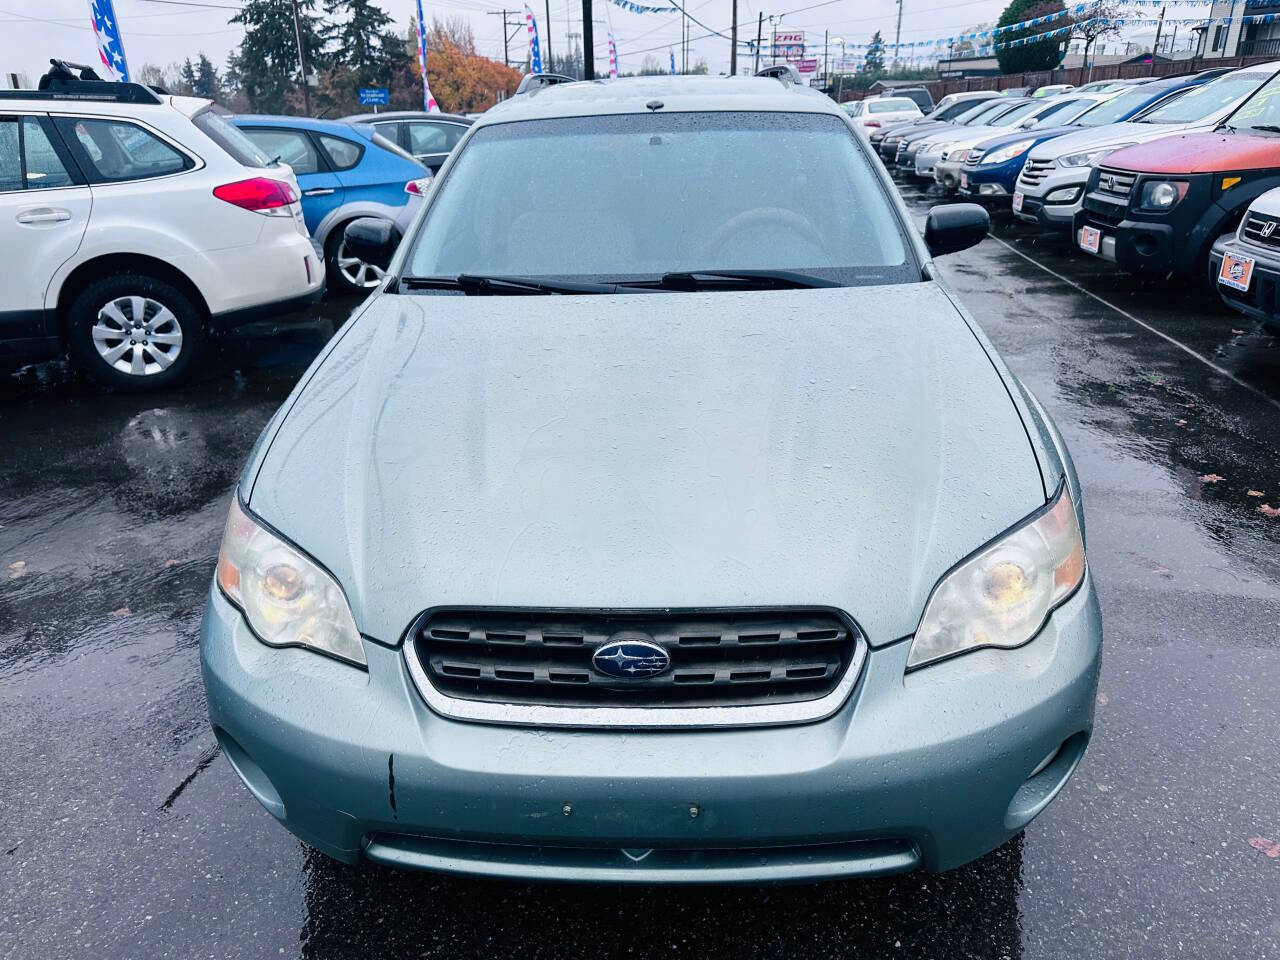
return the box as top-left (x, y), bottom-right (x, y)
top-left (1074, 201), bottom-right (1179, 275)
top-left (1209, 235), bottom-right (1280, 331)
top-left (1013, 167), bottom-right (1086, 230)
top-left (201, 575), bottom-right (1102, 883)
top-left (934, 159), bottom-right (963, 190)
top-left (914, 148), bottom-right (944, 178)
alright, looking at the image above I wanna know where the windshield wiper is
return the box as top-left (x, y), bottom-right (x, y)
top-left (1246, 124), bottom-right (1280, 134)
top-left (399, 274), bottom-right (622, 295)
top-left (622, 269), bottom-right (840, 291)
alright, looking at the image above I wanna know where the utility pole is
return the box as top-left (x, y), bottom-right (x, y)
top-left (545, 0), bottom-right (553, 71)
top-left (753, 12), bottom-right (763, 72)
top-left (823, 28), bottom-right (829, 89)
top-left (583, 0), bottom-right (594, 78)
top-left (1153, 4), bottom-right (1166, 57)
top-left (291, 0), bottom-right (311, 116)
top-left (893, 0), bottom-right (903, 70)
top-left (486, 9), bottom-right (522, 68)
top-left (730, 0), bottom-right (738, 75)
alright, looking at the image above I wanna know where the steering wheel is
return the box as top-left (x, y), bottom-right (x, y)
top-left (706, 207), bottom-right (827, 261)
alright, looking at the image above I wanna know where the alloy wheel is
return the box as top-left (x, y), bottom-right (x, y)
top-left (92, 296), bottom-right (184, 377)
top-left (336, 240), bottom-right (386, 289)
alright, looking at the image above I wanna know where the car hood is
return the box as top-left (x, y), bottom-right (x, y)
top-left (246, 285), bottom-right (1046, 647)
top-left (974, 124), bottom-right (1077, 153)
top-left (1027, 119), bottom-right (1206, 161)
top-left (1102, 131), bottom-right (1280, 174)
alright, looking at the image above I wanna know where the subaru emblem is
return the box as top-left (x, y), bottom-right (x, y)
top-left (592, 636), bottom-right (670, 680)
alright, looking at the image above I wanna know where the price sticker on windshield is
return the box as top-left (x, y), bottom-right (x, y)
top-left (1078, 225), bottom-right (1101, 255)
top-left (1012, 191), bottom-right (1024, 213)
top-left (1219, 251), bottom-right (1255, 292)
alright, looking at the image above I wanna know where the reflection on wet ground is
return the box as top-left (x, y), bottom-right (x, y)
top-left (3, 188), bottom-right (1280, 959)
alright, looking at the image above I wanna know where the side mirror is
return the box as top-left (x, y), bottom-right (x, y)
top-left (924, 203), bottom-right (990, 257)
top-left (343, 217), bottom-right (398, 270)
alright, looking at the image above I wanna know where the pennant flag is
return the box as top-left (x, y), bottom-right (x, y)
top-left (88, 0), bottom-right (130, 82)
top-left (608, 34), bottom-right (619, 78)
top-left (670, 49), bottom-right (676, 74)
top-left (525, 4), bottom-right (543, 74)
top-left (415, 0), bottom-right (439, 111)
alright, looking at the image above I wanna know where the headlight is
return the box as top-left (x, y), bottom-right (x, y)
top-left (981, 139), bottom-right (1036, 165)
top-left (1138, 179), bottom-right (1188, 211)
top-left (216, 495), bottom-right (367, 667)
top-left (907, 483), bottom-right (1085, 670)
top-left (1058, 143), bottom-right (1135, 168)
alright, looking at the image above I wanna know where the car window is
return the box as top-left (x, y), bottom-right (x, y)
top-left (1140, 71), bottom-right (1269, 124)
top-left (318, 134), bottom-right (362, 170)
top-left (1219, 72), bottom-right (1280, 134)
top-left (52, 117), bottom-right (190, 183)
top-left (992, 101), bottom-right (1042, 125)
top-left (193, 109), bottom-right (270, 167)
top-left (934, 99), bottom-right (986, 121)
top-left (372, 120), bottom-right (405, 146)
top-left (409, 121), bottom-right (466, 155)
top-left (842, 102), bottom-right (863, 117)
top-left (1071, 86), bottom-right (1168, 126)
top-left (869, 99), bottom-right (915, 114)
top-left (408, 111), bottom-right (914, 286)
top-left (240, 128), bottom-right (320, 174)
top-left (0, 117), bottom-right (75, 192)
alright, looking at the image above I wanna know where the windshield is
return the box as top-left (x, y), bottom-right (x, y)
top-left (1028, 98), bottom-right (1086, 125)
top-left (405, 112), bottom-right (914, 286)
top-left (1221, 73), bottom-right (1280, 134)
top-left (1072, 86), bottom-right (1168, 127)
top-left (989, 101), bottom-right (1042, 126)
top-left (934, 99), bottom-right (988, 121)
top-left (1138, 71), bottom-right (1269, 124)
top-left (955, 101), bottom-right (1005, 125)
top-left (869, 99), bottom-right (916, 113)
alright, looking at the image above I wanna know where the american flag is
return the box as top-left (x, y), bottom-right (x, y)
top-left (88, 0), bottom-right (130, 82)
top-left (415, 0), bottom-right (439, 111)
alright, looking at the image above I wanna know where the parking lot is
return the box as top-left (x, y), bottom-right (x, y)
top-left (2, 167), bottom-right (1278, 959)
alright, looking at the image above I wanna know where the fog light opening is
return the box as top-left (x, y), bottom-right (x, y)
top-left (1003, 730), bottom-right (1089, 830)
top-left (214, 726), bottom-right (287, 820)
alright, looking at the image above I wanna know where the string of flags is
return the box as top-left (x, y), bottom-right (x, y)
top-left (606, 0), bottom-right (681, 13)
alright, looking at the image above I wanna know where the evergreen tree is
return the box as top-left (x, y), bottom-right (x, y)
top-left (180, 58), bottom-right (198, 93)
top-left (194, 54), bottom-right (221, 100)
top-left (994, 0), bottom-right (1066, 74)
top-left (230, 0), bottom-right (323, 113)
top-left (864, 31), bottom-right (885, 75)
top-left (322, 0), bottom-right (401, 78)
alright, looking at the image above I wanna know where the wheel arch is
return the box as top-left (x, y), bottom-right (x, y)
top-left (55, 254), bottom-right (212, 335)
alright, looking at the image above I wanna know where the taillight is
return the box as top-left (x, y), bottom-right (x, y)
top-left (213, 177), bottom-right (298, 216)
top-left (405, 177), bottom-right (433, 196)
top-left (865, 120), bottom-right (881, 128)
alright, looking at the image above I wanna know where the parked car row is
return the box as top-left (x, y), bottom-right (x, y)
top-left (869, 63), bottom-right (1280, 334)
top-left (0, 60), bottom-right (471, 389)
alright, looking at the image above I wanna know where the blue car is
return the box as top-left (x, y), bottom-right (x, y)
top-left (233, 115), bottom-right (430, 293)
top-left (958, 72), bottom-right (1219, 208)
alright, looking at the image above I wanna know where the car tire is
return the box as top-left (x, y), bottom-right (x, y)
top-left (65, 273), bottom-right (206, 391)
top-left (324, 221), bottom-right (396, 295)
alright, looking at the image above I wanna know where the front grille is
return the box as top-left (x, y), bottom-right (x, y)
top-left (966, 147), bottom-right (984, 165)
top-left (1018, 158), bottom-right (1054, 187)
top-left (1242, 213), bottom-right (1280, 248)
top-left (1094, 166), bottom-right (1137, 201)
top-left (408, 608), bottom-right (862, 722)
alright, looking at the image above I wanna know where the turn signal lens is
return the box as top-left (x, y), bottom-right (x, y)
top-left (216, 495), bottom-right (366, 667)
top-left (908, 484), bottom-right (1085, 670)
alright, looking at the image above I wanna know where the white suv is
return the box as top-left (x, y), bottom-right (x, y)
top-left (0, 69), bottom-right (323, 389)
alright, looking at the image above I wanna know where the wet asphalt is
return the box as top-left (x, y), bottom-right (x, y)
top-left (2, 175), bottom-right (1280, 960)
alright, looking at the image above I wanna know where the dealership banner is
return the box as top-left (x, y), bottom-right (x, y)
top-left (608, 34), bottom-right (619, 77)
top-left (524, 4), bottom-right (543, 74)
top-left (88, 0), bottom-right (130, 82)
top-left (772, 31), bottom-right (805, 59)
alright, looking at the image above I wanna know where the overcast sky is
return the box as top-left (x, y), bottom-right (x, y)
top-left (2, 0), bottom-right (1172, 84)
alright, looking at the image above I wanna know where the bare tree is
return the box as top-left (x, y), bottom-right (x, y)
top-left (1070, 1), bottom-right (1124, 76)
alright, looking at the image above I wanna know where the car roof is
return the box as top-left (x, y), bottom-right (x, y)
top-left (342, 110), bottom-right (473, 125)
top-left (479, 75), bottom-right (839, 127)
top-left (231, 114), bottom-right (368, 135)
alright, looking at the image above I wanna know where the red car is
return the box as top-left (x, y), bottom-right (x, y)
top-left (1073, 72), bottom-right (1280, 278)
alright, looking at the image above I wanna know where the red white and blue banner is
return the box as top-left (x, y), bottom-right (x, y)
top-left (415, 0), bottom-right (439, 112)
top-left (669, 50), bottom-right (675, 74)
top-left (525, 4), bottom-right (543, 74)
top-left (608, 34), bottom-right (618, 77)
top-left (88, 0), bottom-right (130, 82)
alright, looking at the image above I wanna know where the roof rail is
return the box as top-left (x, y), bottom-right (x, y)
top-left (514, 73), bottom-right (577, 96)
top-left (0, 58), bottom-right (162, 105)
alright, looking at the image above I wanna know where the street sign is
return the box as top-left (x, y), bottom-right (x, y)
top-left (359, 87), bottom-right (390, 106)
